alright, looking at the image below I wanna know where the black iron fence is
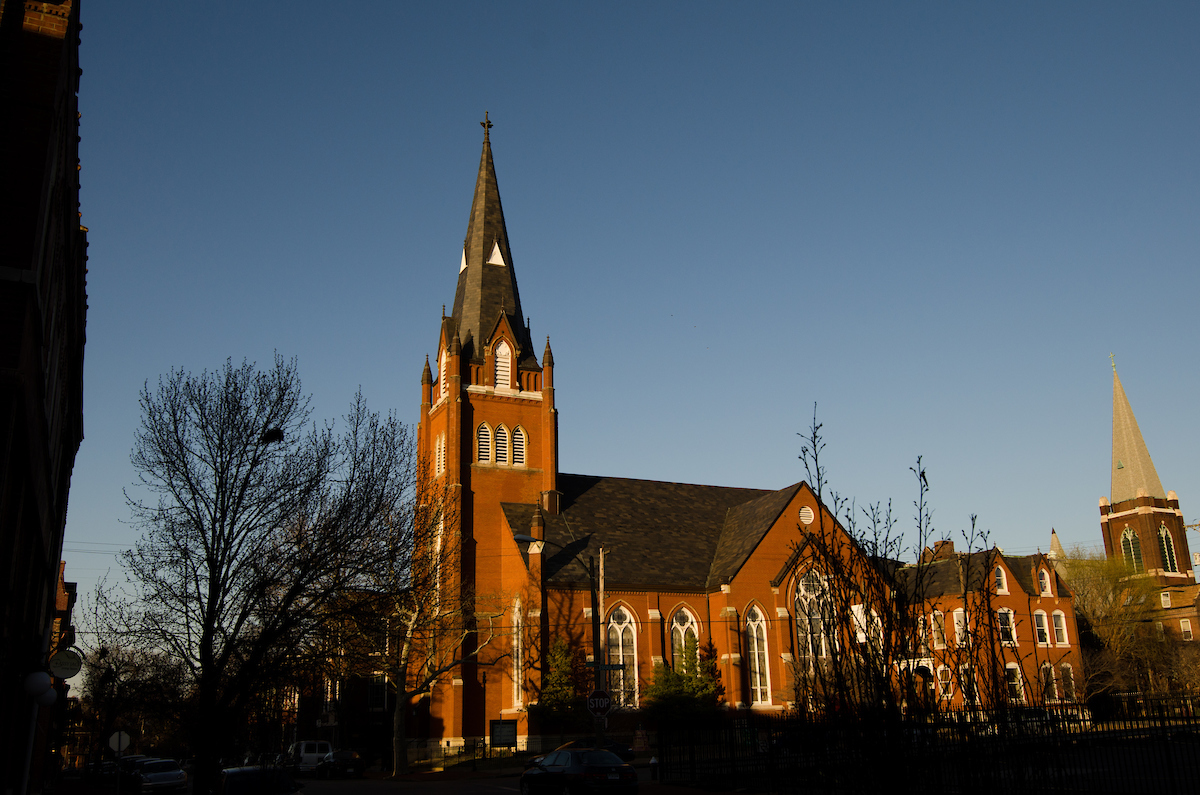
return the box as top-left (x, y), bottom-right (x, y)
top-left (657, 697), bottom-right (1200, 794)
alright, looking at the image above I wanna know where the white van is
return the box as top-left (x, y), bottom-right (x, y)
top-left (286, 741), bottom-right (331, 773)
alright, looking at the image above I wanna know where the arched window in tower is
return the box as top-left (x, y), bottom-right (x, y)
top-left (494, 340), bottom-right (512, 389)
top-left (439, 350), bottom-right (448, 400)
top-left (1159, 524), bottom-right (1179, 573)
top-left (435, 433), bottom-right (445, 476)
top-left (1121, 527), bottom-right (1143, 572)
top-left (795, 571), bottom-right (833, 661)
top-left (607, 607), bottom-right (638, 707)
top-left (495, 425), bottom-right (509, 465)
top-left (512, 597), bottom-right (523, 708)
top-left (477, 424), bottom-right (492, 463)
top-left (670, 608), bottom-right (699, 672)
top-left (745, 607), bottom-right (770, 705)
top-left (512, 427), bottom-right (526, 466)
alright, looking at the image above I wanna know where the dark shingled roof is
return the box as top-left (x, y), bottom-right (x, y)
top-left (451, 127), bottom-right (535, 365)
top-left (894, 551), bottom-right (1068, 600)
top-left (503, 474), bottom-right (800, 592)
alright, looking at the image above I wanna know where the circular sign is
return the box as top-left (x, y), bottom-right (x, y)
top-left (109, 731), bottom-right (131, 753)
top-left (586, 689), bottom-right (611, 717)
top-left (49, 649), bottom-right (83, 679)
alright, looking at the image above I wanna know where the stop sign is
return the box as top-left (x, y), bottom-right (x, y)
top-left (586, 689), bottom-right (611, 717)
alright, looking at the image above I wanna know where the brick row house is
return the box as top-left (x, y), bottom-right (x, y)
top-left (396, 123), bottom-right (1086, 750)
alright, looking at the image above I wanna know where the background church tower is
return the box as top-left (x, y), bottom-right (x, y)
top-left (416, 117), bottom-right (559, 744)
top-left (1098, 364), bottom-right (1193, 586)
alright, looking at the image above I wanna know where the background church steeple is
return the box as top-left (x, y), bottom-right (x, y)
top-left (1111, 360), bottom-right (1166, 503)
top-left (450, 113), bottom-right (532, 360)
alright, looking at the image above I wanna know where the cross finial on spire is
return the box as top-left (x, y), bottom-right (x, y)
top-left (481, 111), bottom-right (493, 141)
top-left (1110, 352), bottom-right (1117, 373)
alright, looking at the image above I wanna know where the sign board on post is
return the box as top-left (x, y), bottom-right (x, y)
top-left (108, 731), bottom-right (131, 753)
top-left (490, 719), bottom-right (518, 748)
top-left (586, 689), bottom-right (611, 717)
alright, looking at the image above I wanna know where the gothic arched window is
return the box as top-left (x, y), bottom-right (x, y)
top-left (795, 571), bottom-right (833, 660)
top-left (607, 607), bottom-right (638, 707)
top-left (1121, 527), bottom-right (1143, 572)
top-left (1159, 524), bottom-right (1179, 573)
top-left (495, 425), bottom-right (509, 465)
top-left (512, 427), bottom-right (526, 466)
top-left (670, 608), bottom-right (699, 672)
top-left (477, 424), bottom-right (492, 463)
top-left (745, 607), bottom-right (770, 705)
top-left (494, 340), bottom-right (512, 389)
top-left (439, 350), bottom-right (448, 399)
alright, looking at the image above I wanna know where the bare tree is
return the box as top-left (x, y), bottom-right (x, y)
top-left (103, 355), bottom-right (413, 790)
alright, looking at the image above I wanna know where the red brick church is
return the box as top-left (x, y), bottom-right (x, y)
top-left (414, 122), bottom-right (1082, 749)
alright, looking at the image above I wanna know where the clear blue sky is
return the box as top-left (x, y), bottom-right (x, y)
top-left (65, 2), bottom-right (1200, 604)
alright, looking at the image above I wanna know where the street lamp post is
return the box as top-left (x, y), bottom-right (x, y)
top-left (513, 534), bottom-right (607, 743)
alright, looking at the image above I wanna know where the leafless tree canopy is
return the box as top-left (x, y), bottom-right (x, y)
top-left (109, 355), bottom-right (415, 776)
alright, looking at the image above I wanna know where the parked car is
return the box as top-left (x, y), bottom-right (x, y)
top-left (217, 766), bottom-right (303, 795)
top-left (554, 739), bottom-right (636, 763)
top-left (314, 750), bottom-right (365, 779)
top-left (133, 759), bottom-right (188, 794)
top-left (284, 741), bottom-right (331, 773)
top-left (520, 748), bottom-right (638, 795)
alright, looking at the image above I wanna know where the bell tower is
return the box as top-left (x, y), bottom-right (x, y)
top-left (1098, 363), bottom-right (1193, 586)
top-left (416, 116), bottom-right (559, 744)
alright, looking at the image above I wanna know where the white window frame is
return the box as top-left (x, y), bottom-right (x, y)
top-left (512, 426), bottom-right (526, 466)
top-left (953, 609), bottom-right (969, 647)
top-left (1183, 619), bottom-right (1194, 642)
top-left (607, 606), bottom-right (639, 707)
top-left (1061, 663), bottom-right (1075, 701)
top-left (997, 608), bottom-right (1017, 646)
top-left (995, 566), bottom-right (1008, 594)
top-left (1161, 591), bottom-right (1172, 609)
top-left (512, 597), bottom-right (523, 708)
top-left (931, 611), bottom-right (947, 650)
top-left (937, 665), bottom-right (954, 701)
top-left (1038, 568), bottom-right (1051, 596)
top-left (745, 606), bottom-right (771, 705)
top-left (495, 424), bottom-right (509, 465)
top-left (1034, 611), bottom-right (1049, 646)
top-left (477, 423), bottom-right (492, 463)
top-left (796, 571), bottom-right (834, 660)
top-left (1041, 663), bottom-right (1058, 702)
top-left (1004, 663), bottom-right (1025, 704)
top-left (494, 340), bottom-right (512, 389)
top-left (439, 350), bottom-right (448, 400)
top-left (1122, 527), bottom-right (1143, 571)
top-left (670, 607), bottom-right (700, 672)
top-left (1052, 611), bottom-right (1068, 645)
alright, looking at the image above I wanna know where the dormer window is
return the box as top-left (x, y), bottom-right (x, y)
top-left (1038, 569), bottom-right (1051, 596)
top-left (995, 566), bottom-right (1008, 594)
top-left (494, 340), bottom-right (512, 389)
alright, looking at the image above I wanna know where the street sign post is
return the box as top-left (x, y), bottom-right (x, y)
top-left (586, 689), bottom-right (611, 717)
top-left (108, 731), bottom-right (130, 753)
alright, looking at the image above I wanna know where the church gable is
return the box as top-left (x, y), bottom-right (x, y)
top-left (706, 484), bottom-right (804, 589)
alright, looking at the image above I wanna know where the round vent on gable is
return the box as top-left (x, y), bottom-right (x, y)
top-left (798, 506), bottom-right (815, 526)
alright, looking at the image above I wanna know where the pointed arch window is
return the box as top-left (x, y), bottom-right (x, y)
top-left (1041, 663), bottom-right (1058, 702)
top-left (512, 597), bottom-right (523, 708)
top-left (607, 607), bottom-right (638, 707)
top-left (795, 571), bottom-right (833, 660)
top-left (1038, 569), bottom-right (1051, 595)
top-left (995, 566), bottom-right (1008, 594)
top-left (477, 424), bottom-right (492, 463)
top-left (670, 608), bottom-right (699, 672)
top-left (495, 425), bottom-right (509, 465)
top-left (435, 433), bottom-right (446, 476)
top-left (746, 607), bottom-right (770, 705)
top-left (439, 351), bottom-right (448, 399)
top-left (512, 427), bottom-right (526, 466)
top-left (1159, 524), bottom-right (1179, 573)
top-left (1121, 527), bottom-right (1143, 572)
top-left (494, 340), bottom-right (512, 389)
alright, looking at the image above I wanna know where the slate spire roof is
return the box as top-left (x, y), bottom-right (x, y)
top-left (1111, 368), bottom-right (1165, 503)
top-left (450, 117), bottom-right (534, 362)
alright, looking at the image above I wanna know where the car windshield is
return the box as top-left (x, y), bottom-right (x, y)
top-left (581, 751), bottom-right (624, 766)
top-left (143, 761), bottom-right (180, 774)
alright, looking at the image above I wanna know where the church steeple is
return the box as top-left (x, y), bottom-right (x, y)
top-left (450, 113), bottom-right (532, 360)
top-left (1111, 366), bottom-right (1166, 503)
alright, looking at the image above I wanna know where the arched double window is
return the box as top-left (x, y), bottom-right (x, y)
top-left (746, 607), bottom-right (770, 705)
top-left (670, 609), bottom-right (699, 672)
top-left (607, 607), bottom-right (638, 707)
top-left (1159, 524), bottom-right (1179, 573)
top-left (494, 340), bottom-right (512, 389)
top-left (1122, 527), bottom-right (1143, 572)
top-left (495, 425), bottom-right (509, 465)
top-left (477, 424), bottom-right (492, 462)
top-left (795, 571), bottom-right (833, 660)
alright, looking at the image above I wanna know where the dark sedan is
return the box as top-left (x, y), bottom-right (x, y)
top-left (554, 739), bottom-right (636, 763)
top-left (133, 759), bottom-right (187, 794)
top-left (520, 749), bottom-right (637, 795)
